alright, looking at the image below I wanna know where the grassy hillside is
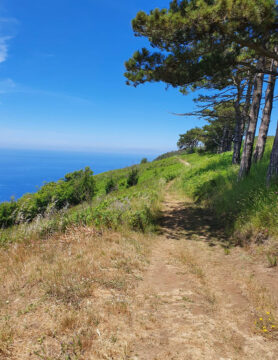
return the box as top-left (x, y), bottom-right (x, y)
top-left (0, 156), bottom-right (185, 245)
top-left (176, 138), bottom-right (278, 245)
top-left (1, 143), bottom-right (278, 358)
top-left (1, 140), bottom-right (278, 247)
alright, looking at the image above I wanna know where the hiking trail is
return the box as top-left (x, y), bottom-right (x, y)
top-left (127, 186), bottom-right (278, 360)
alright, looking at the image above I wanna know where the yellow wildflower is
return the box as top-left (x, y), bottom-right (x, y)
top-left (259, 318), bottom-right (263, 321)
top-left (266, 312), bottom-right (270, 315)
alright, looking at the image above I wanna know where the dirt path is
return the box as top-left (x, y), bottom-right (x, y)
top-left (127, 188), bottom-right (278, 359)
top-left (177, 158), bottom-right (191, 167)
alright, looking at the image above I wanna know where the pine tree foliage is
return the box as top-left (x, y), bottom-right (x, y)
top-left (125, 0), bottom-right (278, 182)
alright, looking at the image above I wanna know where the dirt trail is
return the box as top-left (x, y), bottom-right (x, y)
top-left (177, 158), bottom-right (191, 167)
top-left (127, 188), bottom-right (278, 359)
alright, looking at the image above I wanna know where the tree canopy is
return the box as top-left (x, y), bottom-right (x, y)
top-left (125, 0), bottom-right (278, 183)
top-left (125, 0), bottom-right (278, 91)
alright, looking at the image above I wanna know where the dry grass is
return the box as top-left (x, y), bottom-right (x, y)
top-left (0, 226), bottom-right (152, 359)
top-left (176, 247), bottom-right (218, 308)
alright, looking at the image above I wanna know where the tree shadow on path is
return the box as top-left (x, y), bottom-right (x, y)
top-left (158, 199), bottom-right (227, 245)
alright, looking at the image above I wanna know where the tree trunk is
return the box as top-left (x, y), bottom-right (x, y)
top-left (238, 58), bottom-right (265, 180)
top-left (266, 121), bottom-right (278, 185)
top-left (232, 77), bottom-right (254, 164)
top-left (226, 128), bottom-right (233, 151)
top-left (253, 59), bottom-right (277, 163)
top-left (232, 100), bottom-right (243, 164)
top-left (219, 126), bottom-right (226, 153)
top-left (241, 75), bottom-right (254, 136)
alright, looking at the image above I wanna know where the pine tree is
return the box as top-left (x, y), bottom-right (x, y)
top-left (125, 0), bottom-right (278, 179)
top-left (253, 57), bottom-right (277, 163)
top-left (238, 58), bottom-right (265, 179)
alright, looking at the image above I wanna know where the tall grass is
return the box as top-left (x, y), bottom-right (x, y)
top-left (178, 139), bottom-right (278, 240)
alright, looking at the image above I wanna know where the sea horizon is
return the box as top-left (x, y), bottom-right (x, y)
top-left (0, 148), bottom-right (161, 203)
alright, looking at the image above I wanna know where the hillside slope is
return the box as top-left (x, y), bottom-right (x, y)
top-left (1, 147), bottom-right (278, 359)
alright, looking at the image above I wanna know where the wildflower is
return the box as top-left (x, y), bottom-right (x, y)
top-left (263, 329), bottom-right (268, 333)
top-left (266, 312), bottom-right (270, 315)
top-left (272, 325), bottom-right (276, 328)
top-left (260, 318), bottom-right (263, 321)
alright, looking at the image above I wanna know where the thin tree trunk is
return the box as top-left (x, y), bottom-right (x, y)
top-left (253, 59), bottom-right (277, 163)
top-left (218, 125), bottom-right (227, 153)
top-left (232, 77), bottom-right (254, 164)
top-left (241, 75), bottom-right (254, 135)
top-left (266, 121), bottom-right (278, 185)
top-left (232, 100), bottom-right (243, 164)
top-left (226, 128), bottom-right (233, 151)
top-left (238, 58), bottom-right (265, 180)
top-left (224, 126), bottom-right (233, 152)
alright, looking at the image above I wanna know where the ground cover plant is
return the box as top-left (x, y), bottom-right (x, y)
top-left (0, 156), bottom-right (186, 245)
top-left (0, 167), bottom-right (96, 228)
top-left (177, 138), bottom-right (278, 244)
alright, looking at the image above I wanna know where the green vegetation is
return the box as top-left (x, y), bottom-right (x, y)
top-left (124, 0), bottom-right (278, 182)
top-left (154, 149), bottom-right (188, 161)
top-left (0, 156), bottom-right (185, 245)
top-left (177, 102), bottom-right (236, 154)
top-left (0, 167), bottom-right (95, 228)
top-left (177, 138), bottom-right (278, 243)
top-left (1, 137), bottom-right (278, 248)
top-left (105, 177), bottom-right (117, 194)
top-left (140, 157), bottom-right (148, 164)
top-left (126, 167), bottom-right (139, 187)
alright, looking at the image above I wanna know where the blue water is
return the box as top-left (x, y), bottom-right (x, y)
top-left (0, 149), bottom-right (157, 203)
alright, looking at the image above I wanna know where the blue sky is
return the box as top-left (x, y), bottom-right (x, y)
top-left (0, 0), bottom-right (277, 154)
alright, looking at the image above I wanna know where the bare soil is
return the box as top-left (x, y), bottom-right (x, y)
top-left (126, 188), bottom-right (278, 360)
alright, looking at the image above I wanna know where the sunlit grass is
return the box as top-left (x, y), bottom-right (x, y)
top-left (0, 156), bottom-right (186, 245)
top-left (177, 139), bottom-right (278, 242)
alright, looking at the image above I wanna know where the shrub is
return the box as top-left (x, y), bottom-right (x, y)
top-left (62, 167), bottom-right (95, 204)
top-left (0, 167), bottom-right (96, 228)
top-left (0, 202), bottom-right (17, 228)
top-left (105, 178), bottom-right (117, 194)
top-left (164, 173), bottom-right (177, 183)
top-left (140, 157), bottom-right (148, 164)
top-left (127, 168), bottom-right (139, 188)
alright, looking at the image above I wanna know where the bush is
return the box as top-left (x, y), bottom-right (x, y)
top-left (0, 201), bottom-right (17, 228)
top-left (105, 178), bottom-right (117, 194)
top-left (0, 167), bottom-right (96, 228)
top-left (164, 173), bottom-right (178, 183)
top-left (141, 157), bottom-right (148, 164)
top-left (127, 168), bottom-right (139, 188)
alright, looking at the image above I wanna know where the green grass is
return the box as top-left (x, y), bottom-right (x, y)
top-left (177, 139), bottom-right (278, 242)
top-left (0, 156), bottom-right (186, 245)
top-left (1, 138), bottom-right (277, 246)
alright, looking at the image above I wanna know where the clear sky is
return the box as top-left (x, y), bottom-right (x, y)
top-left (0, 0), bottom-right (277, 154)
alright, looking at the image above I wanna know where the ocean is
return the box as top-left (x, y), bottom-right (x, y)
top-left (0, 148), bottom-right (158, 203)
